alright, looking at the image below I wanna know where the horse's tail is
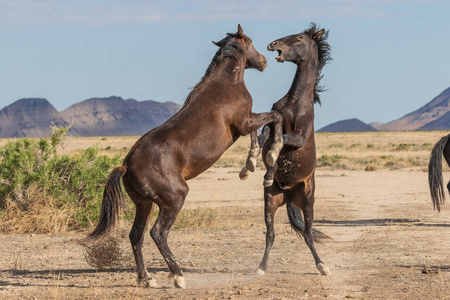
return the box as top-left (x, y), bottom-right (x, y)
top-left (428, 134), bottom-right (450, 212)
top-left (286, 201), bottom-right (331, 244)
top-left (86, 166), bottom-right (127, 240)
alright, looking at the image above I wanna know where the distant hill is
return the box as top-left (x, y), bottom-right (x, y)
top-left (378, 87), bottom-right (450, 131)
top-left (317, 118), bottom-right (377, 132)
top-left (369, 122), bottom-right (385, 130)
top-left (61, 97), bottom-right (181, 137)
top-left (0, 96), bottom-right (181, 138)
top-left (0, 98), bottom-right (61, 138)
top-left (419, 110), bottom-right (450, 130)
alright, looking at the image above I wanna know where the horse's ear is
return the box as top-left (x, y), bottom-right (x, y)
top-left (212, 41), bottom-right (220, 47)
top-left (313, 29), bottom-right (325, 40)
top-left (237, 24), bottom-right (244, 37)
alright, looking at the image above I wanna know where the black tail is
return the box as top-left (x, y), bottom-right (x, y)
top-left (286, 201), bottom-right (331, 244)
top-left (428, 134), bottom-right (450, 212)
top-left (87, 166), bottom-right (127, 240)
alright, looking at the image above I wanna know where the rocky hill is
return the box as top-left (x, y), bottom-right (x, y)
top-left (0, 98), bottom-right (61, 138)
top-left (378, 87), bottom-right (450, 131)
top-left (0, 97), bottom-right (181, 138)
top-left (419, 110), bottom-right (450, 130)
top-left (61, 97), bottom-right (181, 137)
top-left (317, 118), bottom-right (377, 132)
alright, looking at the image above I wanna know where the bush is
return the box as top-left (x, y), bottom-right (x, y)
top-left (317, 154), bottom-right (347, 167)
top-left (0, 127), bottom-right (123, 233)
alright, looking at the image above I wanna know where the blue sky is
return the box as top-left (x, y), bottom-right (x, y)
top-left (1, 0), bottom-right (449, 129)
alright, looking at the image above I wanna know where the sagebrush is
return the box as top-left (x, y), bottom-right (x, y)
top-left (0, 127), bottom-right (124, 233)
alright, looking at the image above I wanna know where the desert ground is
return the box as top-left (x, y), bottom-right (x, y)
top-left (1, 131), bottom-right (449, 299)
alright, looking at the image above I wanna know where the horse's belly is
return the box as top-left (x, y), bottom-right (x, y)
top-left (274, 149), bottom-right (315, 189)
top-left (182, 135), bottom-right (234, 180)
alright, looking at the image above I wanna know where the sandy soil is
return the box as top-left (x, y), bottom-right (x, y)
top-left (1, 167), bottom-right (449, 299)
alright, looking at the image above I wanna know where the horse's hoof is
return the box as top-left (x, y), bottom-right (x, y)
top-left (263, 179), bottom-right (273, 187)
top-left (317, 263), bottom-right (331, 275)
top-left (246, 157), bottom-right (257, 172)
top-left (174, 275), bottom-right (186, 289)
top-left (148, 278), bottom-right (158, 288)
top-left (265, 151), bottom-right (277, 167)
top-left (256, 268), bottom-right (265, 276)
top-left (137, 276), bottom-right (158, 288)
top-left (239, 167), bottom-right (250, 180)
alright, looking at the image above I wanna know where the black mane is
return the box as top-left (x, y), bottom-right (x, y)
top-left (304, 23), bottom-right (332, 105)
top-left (203, 33), bottom-right (246, 79)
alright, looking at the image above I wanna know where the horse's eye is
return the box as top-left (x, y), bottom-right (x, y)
top-left (297, 35), bottom-right (303, 40)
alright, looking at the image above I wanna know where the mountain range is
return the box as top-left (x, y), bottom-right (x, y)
top-left (0, 97), bottom-right (181, 138)
top-left (1, 86), bottom-right (449, 137)
top-left (319, 86), bottom-right (450, 132)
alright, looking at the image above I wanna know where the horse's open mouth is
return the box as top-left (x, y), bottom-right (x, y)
top-left (275, 50), bottom-right (285, 63)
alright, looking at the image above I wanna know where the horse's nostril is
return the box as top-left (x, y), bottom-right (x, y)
top-left (272, 41), bottom-right (278, 46)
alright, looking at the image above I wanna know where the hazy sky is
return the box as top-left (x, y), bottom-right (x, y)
top-left (1, 0), bottom-right (449, 129)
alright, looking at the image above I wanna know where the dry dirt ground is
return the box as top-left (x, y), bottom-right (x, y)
top-left (1, 165), bottom-right (449, 299)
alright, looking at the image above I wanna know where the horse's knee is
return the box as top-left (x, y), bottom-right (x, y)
top-left (266, 231), bottom-right (275, 244)
top-left (272, 110), bottom-right (282, 124)
top-left (150, 225), bottom-right (163, 244)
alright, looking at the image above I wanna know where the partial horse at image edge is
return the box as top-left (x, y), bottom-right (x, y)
top-left (428, 134), bottom-right (450, 212)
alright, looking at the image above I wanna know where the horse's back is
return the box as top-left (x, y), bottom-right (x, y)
top-left (123, 95), bottom-right (238, 185)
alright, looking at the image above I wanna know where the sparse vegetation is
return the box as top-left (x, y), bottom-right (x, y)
top-left (314, 131), bottom-right (447, 171)
top-left (0, 127), bottom-right (124, 233)
top-left (317, 154), bottom-right (348, 168)
top-left (0, 130), bottom-right (447, 234)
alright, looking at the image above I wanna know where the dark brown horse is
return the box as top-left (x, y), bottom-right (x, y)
top-left (241, 23), bottom-right (332, 276)
top-left (86, 25), bottom-right (283, 289)
top-left (428, 134), bottom-right (450, 211)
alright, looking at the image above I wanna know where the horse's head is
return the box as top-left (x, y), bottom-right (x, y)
top-left (267, 23), bottom-right (329, 67)
top-left (212, 24), bottom-right (267, 72)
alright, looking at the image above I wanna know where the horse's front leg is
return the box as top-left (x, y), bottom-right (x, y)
top-left (235, 111), bottom-right (283, 186)
top-left (239, 126), bottom-right (270, 180)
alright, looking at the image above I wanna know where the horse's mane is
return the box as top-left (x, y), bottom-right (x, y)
top-left (182, 33), bottom-right (246, 107)
top-left (204, 33), bottom-right (246, 79)
top-left (304, 23), bottom-right (331, 105)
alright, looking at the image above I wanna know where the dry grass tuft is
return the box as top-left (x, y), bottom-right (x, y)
top-left (0, 185), bottom-right (76, 234)
top-left (83, 233), bottom-right (133, 269)
top-left (174, 206), bottom-right (218, 229)
top-left (365, 163), bottom-right (378, 171)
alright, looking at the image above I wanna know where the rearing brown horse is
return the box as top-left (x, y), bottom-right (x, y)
top-left (241, 23), bottom-right (332, 276)
top-left (86, 25), bottom-right (283, 289)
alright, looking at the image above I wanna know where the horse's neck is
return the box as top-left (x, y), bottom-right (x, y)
top-left (211, 58), bottom-right (245, 84)
top-left (286, 61), bottom-right (317, 104)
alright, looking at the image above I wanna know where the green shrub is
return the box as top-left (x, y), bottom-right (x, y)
top-left (394, 143), bottom-right (412, 151)
top-left (0, 127), bottom-right (123, 233)
top-left (317, 154), bottom-right (347, 167)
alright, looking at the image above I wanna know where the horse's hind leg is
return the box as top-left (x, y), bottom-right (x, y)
top-left (257, 184), bottom-right (284, 275)
top-left (294, 176), bottom-right (330, 275)
top-left (129, 200), bottom-right (157, 287)
top-left (150, 183), bottom-right (188, 289)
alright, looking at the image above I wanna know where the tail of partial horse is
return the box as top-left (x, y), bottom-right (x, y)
top-left (86, 166), bottom-right (127, 240)
top-left (286, 201), bottom-right (331, 243)
top-left (428, 134), bottom-right (450, 212)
